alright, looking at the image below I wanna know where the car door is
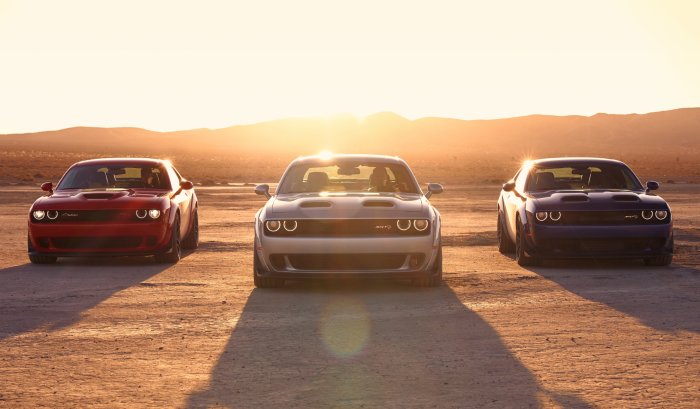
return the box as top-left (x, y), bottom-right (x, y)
top-left (166, 165), bottom-right (192, 238)
top-left (504, 169), bottom-right (529, 240)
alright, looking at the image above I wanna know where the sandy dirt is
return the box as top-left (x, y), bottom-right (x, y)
top-left (0, 184), bottom-right (698, 408)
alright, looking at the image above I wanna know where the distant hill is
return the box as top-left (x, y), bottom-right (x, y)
top-left (1, 108), bottom-right (699, 184)
top-left (2, 108), bottom-right (700, 157)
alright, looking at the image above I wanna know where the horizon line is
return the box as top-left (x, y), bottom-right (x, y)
top-left (2, 105), bottom-right (699, 136)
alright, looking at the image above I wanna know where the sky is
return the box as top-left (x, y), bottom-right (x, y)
top-left (1, 0), bottom-right (699, 133)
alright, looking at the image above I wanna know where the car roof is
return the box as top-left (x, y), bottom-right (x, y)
top-left (70, 158), bottom-right (169, 167)
top-left (291, 154), bottom-right (407, 165)
top-left (529, 157), bottom-right (627, 167)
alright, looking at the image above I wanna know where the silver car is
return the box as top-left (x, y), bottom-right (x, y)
top-left (253, 154), bottom-right (444, 288)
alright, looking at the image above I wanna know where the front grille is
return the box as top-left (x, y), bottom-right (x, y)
top-left (34, 210), bottom-right (151, 223)
top-left (264, 219), bottom-right (430, 237)
top-left (270, 253), bottom-right (421, 271)
top-left (539, 238), bottom-right (666, 254)
top-left (539, 211), bottom-right (669, 226)
top-left (50, 236), bottom-right (144, 249)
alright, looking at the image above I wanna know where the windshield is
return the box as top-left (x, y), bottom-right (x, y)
top-left (278, 161), bottom-right (420, 194)
top-left (57, 164), bottom-right (170, 190)
top-left (526, 163), bottom-right (643, 192)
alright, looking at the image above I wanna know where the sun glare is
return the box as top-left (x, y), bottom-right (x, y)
top-left (319, 150), bottom-right (334, 160)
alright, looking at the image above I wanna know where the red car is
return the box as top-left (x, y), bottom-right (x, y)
top-left (27, 158), bottom-right (199, 264)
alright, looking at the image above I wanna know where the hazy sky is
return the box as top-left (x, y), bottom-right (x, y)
top-left (1, 0), bottom-right (699, 133)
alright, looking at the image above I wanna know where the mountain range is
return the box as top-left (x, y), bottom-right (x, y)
top-left (1, 108), bottom-right (699, 183)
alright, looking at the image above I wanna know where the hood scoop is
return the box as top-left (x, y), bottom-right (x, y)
top-left (561, 195), bottom-right (589, 202)
top-left (300, 201), bottom-right (331, 208)
top-left (363, 200), bottom-right (394, 207)
top-left (612, 194), bottom-right (639, 202)
top-left (83, 193), bottom-right (117, 200)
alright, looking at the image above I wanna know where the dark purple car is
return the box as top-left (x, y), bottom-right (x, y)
top-left (497, 157), bottom-right (673, 266)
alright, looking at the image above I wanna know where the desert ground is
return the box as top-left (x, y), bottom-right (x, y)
top-left (0, 181), bottom-right (698, 408)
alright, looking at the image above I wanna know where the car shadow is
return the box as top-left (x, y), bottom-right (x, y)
top-left (187, 281), bottom-right (591, 408)
top-left (0, 257), bottom-right (170, 341)
top-left (523, 258), bottom-right (700, 335)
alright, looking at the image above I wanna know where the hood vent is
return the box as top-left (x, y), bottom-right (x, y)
top-left (83, 193), bottom-right (116, 199)
top-left (300, 201), bottom-right (331, 208)
top-left (363, 200), bottom-right (394, 207)
top-left (561, 195), bottom-right (589, 202)
top-left (612, 195), bottom-right (639, 202)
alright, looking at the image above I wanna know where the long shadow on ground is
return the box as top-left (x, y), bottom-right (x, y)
top-left (188, 280), bottom-right (590, 408)
top-left (524, 258), bottom-right (700, 334)
top-left (0, 257), bottom-right (171, 340)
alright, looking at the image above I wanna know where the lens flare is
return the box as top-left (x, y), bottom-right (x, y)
top-left (319, 297), bottom-right (370, 358)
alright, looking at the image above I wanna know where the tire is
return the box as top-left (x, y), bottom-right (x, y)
top-left (413, 245), bottom-right (443, 287)
top-left (253, 246), bottom-right (284, 288)
top-left (515, 217), bottom-right (540, 267)
top-left (155, 214), bottom-right (182, 264)
top-left (644, 254), bottom-right (673, 266)
top-left (182, 209), bottom-right (199, 250)
top-left (27, 235), bottom-right (57, 264)
top-left (497, 211), bottom-right (515, 254)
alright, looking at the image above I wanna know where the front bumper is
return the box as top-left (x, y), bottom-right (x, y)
top-left (256, 234), bottom-right (440, 276)
top-left (28, 220), bottom-right (172, 256)
top-left (526, 223), bottom-right (674, 258)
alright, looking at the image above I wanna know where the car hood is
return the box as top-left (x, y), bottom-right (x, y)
top-left (32, 189), bottom-right (169, 210)
top-left (530, 190), bottom-right (669, 211)
top-left (266, 192), bottom-right (427, 218)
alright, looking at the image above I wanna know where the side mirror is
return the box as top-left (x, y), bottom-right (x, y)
top-left (41, 182), bottom-right (53, 195)
top-left (180, 180), bottom-right (194, 190)
top-left (255, 184), bottom-right (271, 199)
top-left (502, 182), bottom-right (515, 192)
top-left (425, 183), bottom-right (443, 199)
top-left (646, 180), bottom-right (659, 191)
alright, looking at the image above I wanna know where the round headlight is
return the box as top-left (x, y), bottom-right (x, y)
top-left (549, 211), bottom-right (562, 221)
top-left (33, 210), bottom-right (46, 220)
top-left (654, 210), bottom-right (668, 220)
top-left (396, 219), bottom-right (411, 231)
top-left (148, 209), bottom-right (161, 219)
top-left (641, 210), bottom-right (653, 220)
top-left (266, 220), bottom-right (281, 232)
top-left (136, 209), bottom-right (148, 219)
top-left (46, 210), bottom-right (59, 220)
top-left (413, 219), bottom-right (429, 231)
top-left (283, 220), bottom-right (298, 232)
top-left (535, 212), bottom-right (548, 222)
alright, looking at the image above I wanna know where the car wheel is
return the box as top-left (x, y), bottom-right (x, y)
top-left (497, 211), bottom-right (515, 254)
top-left (414, 245), bottom-right (443, 287)
top-left (27, 234), bottom-right (57, 264)
top-left (155, 214), bottom-right (181, 264)
top-left (515, 217), bottom-right (540, 267)
top-left (644, 254), bottom-right (673, 266)
top-left (182, 209), bottom-right (199, 250)
top-left (253, 245), bottom-right (284, 288)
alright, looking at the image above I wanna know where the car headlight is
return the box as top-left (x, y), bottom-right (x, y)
top-left (32, 210), bottom-right (46, 220)
top-left (535, 211), bottom-right (548, 222)
top-left (283, 220), bottom-right (298, 232)
top-left (549, 211), bottom-right (562, 221)
top-left (136, 209), bottom-right (148, 219)
top-left (396, 219), bottom-right (411, 231)
top-left (46, 210), bottom-right (59, 220)
top-left (413, 219), bottom-right (429, 231)
top-left (654, 210), bottom-right (668, 220)
top-left (266, 220), bottom-right (281, 232)
top-left (641, 210), bottom-right (653, 221)
top-left (148, 209), bottom-right (161, 219)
